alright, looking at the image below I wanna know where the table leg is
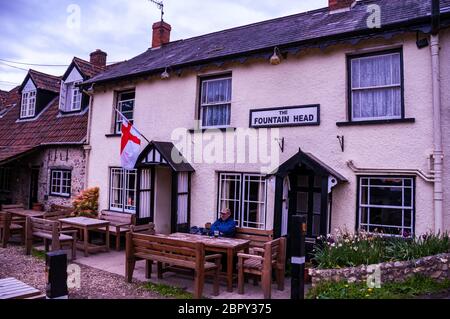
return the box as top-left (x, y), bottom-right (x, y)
top-left (105, 225), bottom-right (110, 252)
top-left (83, 227), bottom-right (89, 257)
top-left (227, 248), bottom-right (233, 292)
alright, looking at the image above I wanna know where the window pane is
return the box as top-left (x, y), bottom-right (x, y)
top-left (370, 186), bottom-right (403, 207)
top-left (296, 192), bottom-right (308, 213)
top-left (242, 175), bottom-right (266, 230)
top-left (352, 88), bottom-right (401, 120)
top-left (353, 53), bottom-right (401, 88)
top-left (202, 104), bottom-right (230, 127)
top-left (220, 174), bottom-right (241, 224)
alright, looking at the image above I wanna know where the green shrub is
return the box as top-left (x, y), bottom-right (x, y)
top-left (72, 187), bottom-right (99, 218)
top-left (307, 275), bottom-right (450, 299)
top-left (312, 229), bottom-right (450, 269)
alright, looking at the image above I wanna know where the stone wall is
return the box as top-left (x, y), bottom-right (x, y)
top-left (8, 146), bottom-right (86, 210)
top-left (309, 253), bottom-right (450, 287)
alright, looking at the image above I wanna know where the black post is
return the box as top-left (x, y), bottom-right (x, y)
top-left (291, 214), bottom-right (307, 300)
top-left (46, 251), bottom-right (68, 299)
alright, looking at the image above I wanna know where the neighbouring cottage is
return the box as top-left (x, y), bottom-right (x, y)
top-left (81, 0), bottom-right (450, 257)
top-left (0, 50), bottom-right (109, 210)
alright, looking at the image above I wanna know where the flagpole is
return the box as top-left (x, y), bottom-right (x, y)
top-left (114, 107), bottom-right (151, 144)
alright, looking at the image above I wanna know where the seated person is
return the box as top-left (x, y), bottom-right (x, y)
top-left (209, 208), bottom-right (236, 238)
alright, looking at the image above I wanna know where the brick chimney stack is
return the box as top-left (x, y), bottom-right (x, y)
top-left (329, 0), bottom-right (355, 12)
top-left (152, 21), bottom-right (172, 48)
top-left (90, 49), bottom-right (107, 68)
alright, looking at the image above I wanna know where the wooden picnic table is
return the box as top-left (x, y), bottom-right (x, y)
top-left (59, 217), bottom-right (110, 257)
top-left (0, 277), bottom-right (44, 299)
top-left (3, 208), bottom-right (45, 219)
top-left (167, 233), bottom-right (250, 292)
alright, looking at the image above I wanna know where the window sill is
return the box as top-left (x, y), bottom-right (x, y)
top-left (105, 133), bottom-right (121, 138)
top-left (49, 194), bottom-right (71, 199)
top-left (336, 118), bottom-right (415, 127)
top-left (188, 127), bottom-right (237, 133)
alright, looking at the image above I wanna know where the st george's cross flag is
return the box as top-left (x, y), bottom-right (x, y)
top-left (120, 115), bottom-right (142, 170)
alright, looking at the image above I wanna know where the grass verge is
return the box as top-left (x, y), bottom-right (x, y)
top-left (307, 275), bottom-right (450, 299)
top-left (31, 248), bottom-right (46, 261)
top-left (142, 282), bottom-right (193, 299)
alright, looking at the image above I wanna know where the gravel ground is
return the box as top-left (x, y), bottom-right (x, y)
top-left (0, 245), bottom-right (162, 299)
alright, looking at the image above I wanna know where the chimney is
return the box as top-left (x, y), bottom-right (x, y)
top-left (329, 0), bottom-right (355, 12)
top-left (152, 21), bottom-right (171, 48)
top-left (90, 49), bottom-right (107, 68)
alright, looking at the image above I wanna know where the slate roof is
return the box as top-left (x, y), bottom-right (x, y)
top-left (26, 69), bottom-right (61, 93)
top-left (84, 0), bottom-right (450, 86)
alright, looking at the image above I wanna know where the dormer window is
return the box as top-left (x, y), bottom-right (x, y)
top-left (60, 81), bottom-right (82, 113)
top-left (20, 90), bottom-right (36, 118)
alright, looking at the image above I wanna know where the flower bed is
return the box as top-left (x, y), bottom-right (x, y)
top-left (309, 230), bottom-right (450, 287)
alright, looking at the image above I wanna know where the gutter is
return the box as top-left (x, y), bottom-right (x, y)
top-left (431, 0), bottom-right (444, 233)
top-left (82, 85), bottom-right (95, 190)
top-left (347, 161), bottom-right (435, 183)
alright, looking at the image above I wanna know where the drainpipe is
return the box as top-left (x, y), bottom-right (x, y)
top-left (431, 0), bottom-right (443, 233)
top-left (82, 85), bottom-right (95, 191)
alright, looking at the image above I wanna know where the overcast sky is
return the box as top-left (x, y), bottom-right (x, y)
top-left (0, 0), bottom-right (328, 91)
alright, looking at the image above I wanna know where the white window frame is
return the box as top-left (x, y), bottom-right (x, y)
top-left (109, 168), bottom-right (137, 214)
top-left (70, 81), bottom-right (82, 111)
top-left (218, 172), bottom-right (267, 230)
top-left (358, 177), bottom-right (414, 237)
top-left (200, 77), bottom-right (232, 129)
top-left (21, 90), bottom-right (36, 119)
top-left (350, 51), bottom-right (403, 122)
top-left (50, 170), bottom-right (72, 197)
top-left (115, 91), bottom-right (135, 134)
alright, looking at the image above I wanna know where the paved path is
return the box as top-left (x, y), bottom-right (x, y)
top-left (75, 250), bottom-right (293, 299)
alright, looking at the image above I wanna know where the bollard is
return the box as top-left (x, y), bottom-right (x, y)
top-left (290, 214), bottom-right (307, 300)
top-left (45, 251), bottom-right (68, 299)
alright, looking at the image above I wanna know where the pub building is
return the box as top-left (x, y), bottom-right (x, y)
top-left (82, 0), bottom-right (450, 256)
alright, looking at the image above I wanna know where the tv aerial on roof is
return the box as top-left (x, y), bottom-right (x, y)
top-left (149, 0), bottom-right (165, 21)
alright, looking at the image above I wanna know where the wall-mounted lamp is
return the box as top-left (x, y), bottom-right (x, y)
top-left (416, 32), bottom-right (429, 49)
top-left (270, 47), bottom-right (282, 65)
top-left (161, 67), bottom-right (170, 80)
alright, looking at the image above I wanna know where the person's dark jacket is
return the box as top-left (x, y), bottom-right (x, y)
top-left (209, 218), bottom-right (236, 238)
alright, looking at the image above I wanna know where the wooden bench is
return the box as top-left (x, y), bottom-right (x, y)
top-left (238, 237), bottom-right (287, 299)
top-left (44, 205), bottom-right (74, 231)
top-left (1, 204), bottom-right (26, 224)
top-left (130, 223), bottom-right (155, 235)
top-left (0, 211), bottom-right (24, 247)
top-left (126, 232), bottom-right (222, 299)
top-left (26, 217), bottom-right (77, 260)
top-left (235, 227), bottom-right (274, 249)
top-left (96, 211), bottom-right (135, 251)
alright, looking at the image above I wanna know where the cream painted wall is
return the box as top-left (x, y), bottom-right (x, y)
top-left (88, 32), bottom-right (442, 235)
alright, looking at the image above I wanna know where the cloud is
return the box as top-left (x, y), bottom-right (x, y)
top-left (0, 0), bottom-right (327, 91)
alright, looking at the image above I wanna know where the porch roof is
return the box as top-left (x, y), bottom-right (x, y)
top-left (137, 141), bottom-right (195, 173)
top-left (271, 148), bottom-right (348, 183)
